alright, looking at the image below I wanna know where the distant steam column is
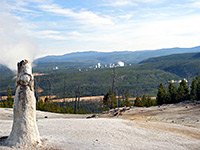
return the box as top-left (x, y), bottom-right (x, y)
top-left (6, 60), bottom-right (41, 147)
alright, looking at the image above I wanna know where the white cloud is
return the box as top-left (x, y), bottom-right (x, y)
top-left (118, 14), bottom-right (133, 20)
top-left (37, 30), bottom-right (60, 35)
top-left (32, 30), bottom-right (82, 41)
top-left (39, 4), bottom-right (114, 26)
top-left (41, 34), bottom-right (68, 40)
top-left (68, 31), bottom-right (81, 36)
top-left (1, 0), bottom-right (38, 13)
top-left (190, 1), bottom-right (200, 8)
top-left (103, 0), bottom-right (163, 7)
top-left (140, 0), bottom-right (163, 3)
top-left (104, 0), bottom-right (137, 6)
top-left (68, 13), bottom-right (200, 51)
top-left (112, 14), bottom-right (200, 50)
top-left (33, 30), bottom-right (67, 40)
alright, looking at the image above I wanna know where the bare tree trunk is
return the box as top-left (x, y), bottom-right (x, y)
top-left (77, 86), bottom-right (80, 112)
top-left (63, 75), bottom-right (66, 101)
top-left (74, 96), bottom-right (77, 114)
top-left (6, 60), bottom-right (40, 147)
top-left (112, 66), bottom-right (116, 96)
top-left (34, 77), bottom-right (39, 102)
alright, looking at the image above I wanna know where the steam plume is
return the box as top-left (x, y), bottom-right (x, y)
top-left (0, 12), bottom-right (38, 71)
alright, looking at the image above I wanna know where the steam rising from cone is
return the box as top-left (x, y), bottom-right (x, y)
top-left (0, 12), bottom-right (38, 70)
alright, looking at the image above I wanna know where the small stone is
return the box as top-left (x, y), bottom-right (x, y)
top-left (44, 116), bottom-right (48, 118)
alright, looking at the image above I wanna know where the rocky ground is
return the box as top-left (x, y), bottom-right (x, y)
top-left (0, 101), bottom-right (200, 150)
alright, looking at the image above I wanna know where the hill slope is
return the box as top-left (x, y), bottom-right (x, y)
top-left (35, 67), bottom-right (179, 98)
top-left (140, 52), bottom-right (200, 77)
top-left (34, 46), bottom-right (200, 65)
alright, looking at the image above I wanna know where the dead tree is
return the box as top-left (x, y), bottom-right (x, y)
top-left (34, 77), bottom-right (40, 102)
top-left (112, 65), bottom-right (116, 96)
top-left (74, 85), bottom-right (80, 113)
top-left (48, 65), bottom-right (53, 100)
top-left (74, 95), bottom-right (77, 114)
top-left (77, 85), bottom-right (80, 112)
top-left (63, 75), bottom-right (66, 101)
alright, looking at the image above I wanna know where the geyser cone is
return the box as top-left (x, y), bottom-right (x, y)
top-left (6, 60), bottom-right (40, 147)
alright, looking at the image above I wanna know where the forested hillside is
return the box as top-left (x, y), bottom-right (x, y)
top-left (0, 65), bottom-right (15, 96)
top-left (34, 67), bottom-right (179, 98)
top-left (0, 64), bottom-right (179, 98)
top-left (140, 52), bottom-right (200, 78)
top-left (1, 47), bottom-right (200, 99)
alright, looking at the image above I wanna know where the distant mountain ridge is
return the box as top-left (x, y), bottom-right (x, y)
top-left (34, 46), bottom-right (200, 65)
top-left (1, 46), bottom-right (200, 72)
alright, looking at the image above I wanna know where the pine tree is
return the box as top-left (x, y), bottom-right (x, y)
top-left (178, 79), bottom-right (189, 101)
top-left (141, 95), bottom-right (147, 106)
top-left (111, 91), bottom-right (117, 108)
top-left (177, 85), bottom-right (185, 102)
top-left (156, 83), bottom-right (166, 105)
top-left (0, 102), bottom-right (3, 107)
top-left (7, 87), bottom-right (13, 108)
top-left (120, 101), bottom-right (125, 107)
top-left (36, 100), bottom-right (44, 110)
top-left (190, 78), bottom-right (197, 100)
top-left (60, 107), bottom-right (66, 113)
top-left (103, 89), bottom-right (117, 109)
top-left (196, 73), bottom-right (200, 100)
top-left (44, 97), bottom-right (51, 111)
top-left (52, 103), bottom-right (60, 113)
top-left (124, 90), bottom-right (130, 107)
top-left (103, 92), bottom-right (109, 109)
top-left (3, 101), bottom-right (9, 108)
top-left (134, 96), bottom-right (143, 107)
top-left (147, 95), bottom-right (154, 107)
top-left (166, 82), bottom-right (177, 104)
top-left (66, 105), bottom-right (74, 114)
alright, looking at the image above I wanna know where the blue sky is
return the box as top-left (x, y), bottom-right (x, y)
top-left (1, 0), bottom-right (200, 69)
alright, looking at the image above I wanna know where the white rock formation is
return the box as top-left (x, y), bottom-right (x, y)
top-left (6, 60), bottom-right (40, 147)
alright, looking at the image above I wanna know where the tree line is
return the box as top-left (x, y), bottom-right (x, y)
top-left (0, 88), bottom-right (101, 114)
top-left (156, 73), bottom-right (200, 105)
top-left (102, 89), bottom-right (156, 110)
top-left (36, 97), bottom-right (102, 114)
top-left (1, 73), bottom-right (199, 114)
top-left (0, 87), bottom-right (13, 108)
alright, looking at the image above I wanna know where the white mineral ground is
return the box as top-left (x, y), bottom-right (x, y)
top-left (0, 102), bottom-right (200, 150)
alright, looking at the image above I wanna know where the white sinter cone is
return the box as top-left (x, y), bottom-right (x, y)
top-left (6, 60), bottom-right (41, 147)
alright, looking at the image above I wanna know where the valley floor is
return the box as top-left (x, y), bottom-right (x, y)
top-left (0, 102), bottom-right (200, 150)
